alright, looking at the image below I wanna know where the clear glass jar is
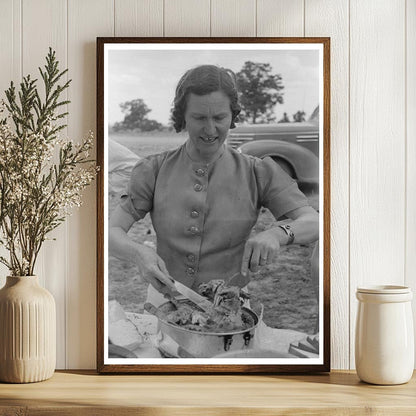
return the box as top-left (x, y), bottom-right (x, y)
top-left (355, 285), bottom-right (414, 384)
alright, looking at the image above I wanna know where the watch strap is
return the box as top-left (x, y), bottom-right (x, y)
top-left (278, 224), bottom-right (295, 245)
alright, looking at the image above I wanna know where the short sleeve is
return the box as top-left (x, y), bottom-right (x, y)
top-left (119, 156), bottom-right (159, 221)
top-left (255, 156), bottom-right (309, 218)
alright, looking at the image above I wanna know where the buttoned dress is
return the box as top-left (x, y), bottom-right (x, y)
top-left (120, 143), bottom-right (309, 306)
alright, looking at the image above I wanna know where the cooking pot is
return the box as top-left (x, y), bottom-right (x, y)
top-left (155, 299), bottom-right (259, 358)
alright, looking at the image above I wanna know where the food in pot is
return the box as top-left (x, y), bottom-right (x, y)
top-left (159, 280), bottom-right (253, 333)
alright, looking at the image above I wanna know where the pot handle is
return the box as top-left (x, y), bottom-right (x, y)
top-left (243, 331), bottom-right (253, 346)
top-left (223, 335), bottom-right (233, 351)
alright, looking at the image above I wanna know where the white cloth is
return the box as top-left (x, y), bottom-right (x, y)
top-left (108, 139), bottom-right (140, 196)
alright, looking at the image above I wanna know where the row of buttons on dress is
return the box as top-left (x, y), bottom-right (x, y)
top-left (186, 168), bottom-right (207, 276)
top-left (187, 253), bottom-right (196, 275)
top-left (194, 168), bottom-right (206, 191)
top-left (195, 168), bottom-right (206, 177)
top-left (188, 168), bottom-right (206, 235)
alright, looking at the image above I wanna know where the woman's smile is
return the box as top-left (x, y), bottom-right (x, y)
top-left (184, 91), bottom-right (232, 162)
top-left (200, 136), bottom-right (218, 144)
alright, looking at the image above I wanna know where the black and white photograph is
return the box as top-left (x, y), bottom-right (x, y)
top-left (97, 38), bottom-right (330, 373)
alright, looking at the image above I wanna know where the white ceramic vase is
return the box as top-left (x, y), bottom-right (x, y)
top-left (0, 276), bottom-right (56, 383)
top-left (355, 285), bottom-right (414, 385)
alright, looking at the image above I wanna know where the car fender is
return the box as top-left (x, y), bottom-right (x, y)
top-left (238, 139), bottom-right (319, 184)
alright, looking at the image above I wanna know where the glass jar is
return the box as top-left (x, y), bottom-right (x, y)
top-left (355, 285), bottom-right (414, 385)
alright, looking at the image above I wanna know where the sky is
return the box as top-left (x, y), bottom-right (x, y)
top-left (108, 47), bottom-right (320, 126)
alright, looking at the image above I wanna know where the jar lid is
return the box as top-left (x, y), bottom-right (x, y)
top-left (357, 285), bottom-right (411, 294)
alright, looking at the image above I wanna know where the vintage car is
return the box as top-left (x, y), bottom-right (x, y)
top-left (228, 108), bottom-right (319, 186)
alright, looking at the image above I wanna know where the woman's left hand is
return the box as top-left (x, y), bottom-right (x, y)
top-left (241, 229), bottom-right (280, 275)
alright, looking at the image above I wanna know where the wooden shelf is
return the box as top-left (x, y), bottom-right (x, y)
top-left (0, 370), bottom-right (415, 415)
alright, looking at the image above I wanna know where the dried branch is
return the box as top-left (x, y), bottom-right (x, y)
top-left (0, 49), bottom-right (97, 276)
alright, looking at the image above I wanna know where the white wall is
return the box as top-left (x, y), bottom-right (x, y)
top-left (0, 0), bottom-right (414, 370)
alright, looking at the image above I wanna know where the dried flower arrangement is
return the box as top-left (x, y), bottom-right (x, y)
top-left (0, 48), bottom-right (97, 276)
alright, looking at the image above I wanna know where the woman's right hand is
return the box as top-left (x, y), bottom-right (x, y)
top-left (136, 244), bottom-right (174, 294)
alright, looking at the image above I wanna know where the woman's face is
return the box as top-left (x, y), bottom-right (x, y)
top-left (184, 90), bottom-right (232, 161)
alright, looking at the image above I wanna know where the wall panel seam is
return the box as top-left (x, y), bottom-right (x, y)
top-left (20, 0), bottom-right (23, 78)
top-left (163, 0), bottom-right (165, 37)
top-left (65, 0), bottom-right (69, 369)
top-left (209, 0), bottom-right (212, 37)
top-left (404, 0), bottom-right (407, 284)
top-left (303, 0), bottom-right (305, 37)
top-left (348, 0), bottom-right (351, 370)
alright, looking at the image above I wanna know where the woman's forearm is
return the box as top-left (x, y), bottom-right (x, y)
top-left (109, 225), bottom-right (172, 290)
top-left (241, 209), bottom-right (319, 275)
top-left (273, 212), bottom-right (319, 246)
top-left (108, 205), bottom-right (145, 265)
top-left (109, 227), bottom-right (142, 265)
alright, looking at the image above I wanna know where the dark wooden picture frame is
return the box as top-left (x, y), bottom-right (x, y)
top-left (97, 37), bottom-right (330, 374)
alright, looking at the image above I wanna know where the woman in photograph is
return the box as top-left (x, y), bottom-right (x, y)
top-left (109, 65), bottom-right (319, 306)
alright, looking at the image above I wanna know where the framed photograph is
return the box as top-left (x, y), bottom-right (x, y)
top-left (97, 37), bottom-right (330, 373)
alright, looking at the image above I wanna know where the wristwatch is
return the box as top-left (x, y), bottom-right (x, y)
top-left (278, 224), bottom-right (295, 245)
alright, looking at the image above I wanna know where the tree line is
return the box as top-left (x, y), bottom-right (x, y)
top-left (112, 61), bottom-right (310, 132)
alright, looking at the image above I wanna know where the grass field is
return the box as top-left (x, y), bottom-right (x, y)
top-left (108, 132), bottom-right (319, 335)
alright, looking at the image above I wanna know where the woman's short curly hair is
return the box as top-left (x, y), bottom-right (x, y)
top-left (171, 65), bottom-right (241, 133)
